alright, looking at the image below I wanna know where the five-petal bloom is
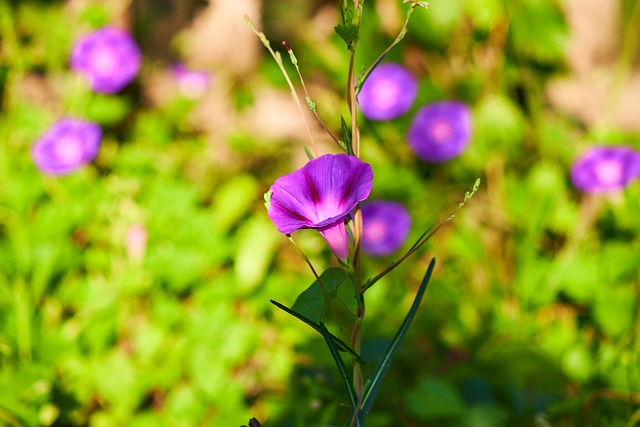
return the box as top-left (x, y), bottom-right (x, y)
top-left (267, 154), bottom-right (373, 261)
top-left (361, 201), bottom-right (411, 256)
top-left (32, 118), bottom-right (102, 175)
top-left (570, 146), bottom-right (640, 193)
top-left (71, 27), bottom-right (141, 93)
top-left (358, 63), bottom-right (418, 121)
top-left (408, 101), bottom-right (471, 162)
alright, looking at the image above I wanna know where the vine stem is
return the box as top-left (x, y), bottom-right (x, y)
top-left (282, 41), bottom-right (344, 150)
top-left (356, 2), bottom-right (419, 95)
top-left (244, 16), bottom-right (319, 157)
top-left (344, 3), bottom-right (364, 424)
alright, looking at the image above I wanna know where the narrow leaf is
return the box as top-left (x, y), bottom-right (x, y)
top-left (407, 218), bottom-right (437, 252)
top-left (270, 300), bottom-right (365, 364)
top-left (303, 146), bottom-right (314, 160)
top-left (359, 258), bottom-right (436, 422)
top-left (319, 322), bottom-right (359, 422)
top-left (340, 115), bottom-right (354, 155)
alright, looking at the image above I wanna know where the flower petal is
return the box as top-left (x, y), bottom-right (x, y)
top-left (318, 220), bottom-right (349, 261)
top-left (267, 154), bottom-right (373, 234)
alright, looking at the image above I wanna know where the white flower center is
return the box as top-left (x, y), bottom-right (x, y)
top-left (54, 136), bottom-right (84, 164)
top-left (595, 159), bottom-right (623, 185)
top-left (372, 80), bottom-right (400, 107)
top-left (365, 219), bottom-right (387, 243)
top-left (92, 47), bottom-right (117, 75)
top-left (431, 119), bottom-right (453, 142)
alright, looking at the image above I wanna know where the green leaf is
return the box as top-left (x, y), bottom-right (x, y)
top-left (335, 24), bottom-right (359, 47)
top-left (303, 146), bottom-right (314, 160)
top-left (270, 300), bottom-right (365, 364)
top-left (318, 322), bottom-right (359, 425)
top-left (335, 0), bottom-right (359, 49)
top-left (406, 377), bottom-right (464, 420)
top-left (507, 0), bottom-right (568, 64)
top-left (291, 268), bottom-right (352, 323)
top-left (359, 258), bottom-right (435, 422)
top-left (234, 217), bottom-right (280, 293)
top-left (211, 174), bottom-right (258, 233)
top-left (85, 94), bottom-right (131, 125)
top-left (340, 116), bottom-right (353, 155)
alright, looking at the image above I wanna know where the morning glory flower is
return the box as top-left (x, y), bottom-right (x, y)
top-left (358, 63), bottom-right (418, 121)
top-left (71, 27), bottom-right (141, 93)
top-left (570, 146), bottom-right (640, 192)
top-left (361, 201), bottom-right (411, 256)
top-left (172, 63), bottom-right (211, 99)
top-left (408, 101), bottom-right (471, 162)
top-left (267, 154), bottom-right (373, 261)
top-left (32, 118), bottom-right (102, 175)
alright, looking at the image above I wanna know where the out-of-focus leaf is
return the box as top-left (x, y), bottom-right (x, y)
top-left (408, 0), bottom-right (463, 48)
top-left (561, 344), bottom-right (593, 382)
top-left (554, 254), bottom-right (599, 302)
top-left (594, 284), bottom-right (635, 337)
top-left (507, 0), bottom-right (568, 64)
top-left (85, 95), bottom-right (132, 126)
top-left (472, 95), bottom-right (525, 159)
top-left (464, 0), bottom-right (505, 31)
top-left (211, 174), bottom-right (258, 233)
top-left (406, 377), bottom-right (465, 420)
top-left (462, 404), bottom-right (508, 427)
top-left (234, 217), bottom-right (280, 292)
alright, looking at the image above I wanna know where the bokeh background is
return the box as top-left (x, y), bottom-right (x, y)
top-left (1, 0), bottom-right (640, 426)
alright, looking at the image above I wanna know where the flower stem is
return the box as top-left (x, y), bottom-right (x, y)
top-left (244, 16), bottom-right (319, 157)
top-left (356, 3), bottom-right (418, 95)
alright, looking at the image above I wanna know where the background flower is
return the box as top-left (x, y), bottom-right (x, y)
top-left (32, 118), bottom-right (102, 175)
top-left (71, 27), bottom-right (141, 93)
top-left (570, 146), bottom-right (640, 192)
top-left (267, 154), bottom-right (373, 260)
top-left (408, 101), bottom-right (471, 162)
top-left (361, 201), bottom-right (411, 256)
top-left (357, 63), bottom-right (418, 121)
top-left (172, 63), bottom-right (211, 99)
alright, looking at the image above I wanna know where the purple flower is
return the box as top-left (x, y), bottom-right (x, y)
top-left (570, 146), bottom-right (640, 192)
top-left (71, 27), bottom-right (141, 93)
top-left (361, 201), bottom-right (411, 256)
top-left (358, 63), bottom-right (418, 121)
top-left (408, 101), bottom-right (471, 162)
top-left (172, 63), bottom-right (211, 98)
top-left (32, 118), bottom-right (102, 175)
top-left (267, 154), bottom-right (373, 261)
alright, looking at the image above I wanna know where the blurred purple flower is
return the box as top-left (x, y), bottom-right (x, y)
top-left (71, 27), bottom-right (141, 93)
top-left (172, 63), bottom-right (211, 99)
top-left (358, 63), bottom-right (418, 121)
top-left (32, 118), bottom-right (102, 175)
top-left (570, 146), bottom-right (640, 192)
top-left (408, 101), bottom-right (471, 162)
top-left (361, 201), bottom-right (411, 256)
top-left (267, 154), bottom-right (373, 261)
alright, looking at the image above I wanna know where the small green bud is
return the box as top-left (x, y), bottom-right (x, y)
top-left (264, 189), bottom-right (272, 210)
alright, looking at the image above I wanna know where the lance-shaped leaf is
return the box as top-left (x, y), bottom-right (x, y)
top-left (358, 258), bottom-right (436, 422)
top-left (318, 322), bottom-right (360, 426)
top-left (270, 300), bottom-right (365, 365)
top-left (340, 115), bottom-right (354, 155)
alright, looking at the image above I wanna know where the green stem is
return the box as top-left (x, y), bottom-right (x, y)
top-left (356, 4), bottom-right (417, 94)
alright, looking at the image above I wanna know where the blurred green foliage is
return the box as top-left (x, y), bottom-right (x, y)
top-left (1, 0), bottom-right (640, 426)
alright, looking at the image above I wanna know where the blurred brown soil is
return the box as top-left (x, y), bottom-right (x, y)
top-left (546, 0), bottom-right (640, 131)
